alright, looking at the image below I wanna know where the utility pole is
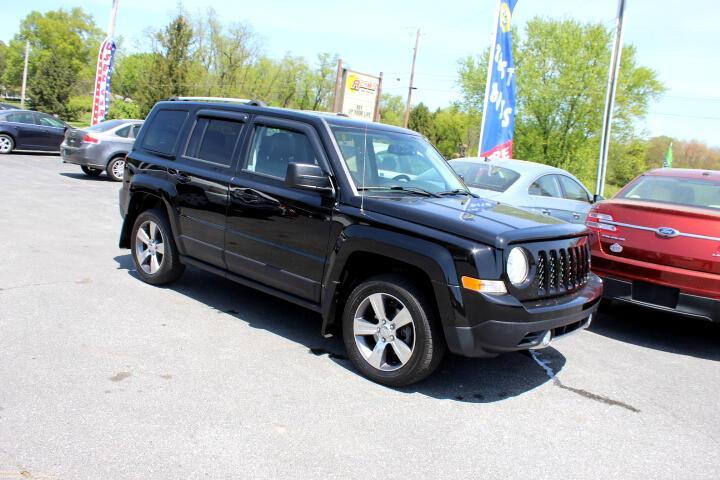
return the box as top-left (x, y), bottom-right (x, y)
top-left (20, 41), bottom-right (29, 109)
top-left (332, 59), bottom-right (344, 113)
top-left (402, 28), bottom-right (420, 128)
top-left (595, 0), bottom-right (626, 198)
top-left (373, 72), bottom-right (384, 122)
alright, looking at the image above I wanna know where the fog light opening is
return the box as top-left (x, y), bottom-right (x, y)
top-left (530, 330), bottom-right (552, 350)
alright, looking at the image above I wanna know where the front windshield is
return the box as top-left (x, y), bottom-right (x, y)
top-left (331, 126), bottom-right (467, 195)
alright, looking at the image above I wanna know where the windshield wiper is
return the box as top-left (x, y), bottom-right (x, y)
top-left (358, 186), bottom-right (441, 198)
top-left (437, 188), bottom-right (478, 198)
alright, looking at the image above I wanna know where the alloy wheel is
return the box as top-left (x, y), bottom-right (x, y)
top-left (110, 159), bottom-right (125, 180)
top-left (353, 292), bottom-right (416, 371)
top-left (0, 136), bottom-right (12, 153)
top-left (135, 220), bottom-right (165, 274)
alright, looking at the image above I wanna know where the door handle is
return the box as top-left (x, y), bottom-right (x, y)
top-left (572, 212), bottom-right (581, 219)
top-left (175, 172), bottom-right (191, 184)
top-left (541, 209), bottom-right (551, 216)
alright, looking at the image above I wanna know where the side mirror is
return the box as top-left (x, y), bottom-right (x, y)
top-left (593, 194), bottom-right (604, 203)
top-left (286, 163), bottom-right (333, 193)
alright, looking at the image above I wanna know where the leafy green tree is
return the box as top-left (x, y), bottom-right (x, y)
top-left (432, 106), bottom-right (474, 158)
top-left (29, 54), bottom-right (78, 118)
top-left (2, 8), bottom-right (102, 103)
top-left (112, 53), bottom-right (156, 100)
top-left (379, 94), bottom-right (405, 126)
top-left (459, 18), bottom-right (664, 187)
top-left (0, 41), bottom-right (8, 88)
top-left (135, 13), bottom-right (196, 115)
top-left (408, 103), bottom-right (435, 139)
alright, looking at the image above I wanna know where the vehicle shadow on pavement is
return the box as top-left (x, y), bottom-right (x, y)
top-left (590, 302), bottom-right (720, 362)
top-left (59, 172), bottom-right (113, 182)
top-left (115, 254), bottom-right (564, 403)
top-left (11, 150), bottom-right (61, 156)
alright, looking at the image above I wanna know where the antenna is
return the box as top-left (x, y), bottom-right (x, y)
top-left (360, 122), bottom-right (368, 214)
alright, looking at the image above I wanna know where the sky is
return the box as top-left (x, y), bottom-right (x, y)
top-left (3, 0), bottom-right (719, 145)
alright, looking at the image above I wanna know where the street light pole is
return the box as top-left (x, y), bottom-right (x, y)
top-left (402, 28), bottom-right (420, 129)
top-left (20, 41), bottom-right (29, 109)
top-left (595, 0), bottom-right (627, 197)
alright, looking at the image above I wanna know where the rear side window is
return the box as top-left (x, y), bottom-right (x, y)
top-left (529, 175), bottom-right (562, 198)
top-left (6, 112), bottom-right (35, 124)
top-left (115, 125), bottom-right (131, 138)
top-left (142, 109), bottom-right (188, 156)
top-left (558, 176), bottom-right (590, 202)
top-left (185, 117), bottom-right (243, 167)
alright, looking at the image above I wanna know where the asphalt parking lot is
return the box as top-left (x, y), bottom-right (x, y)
top-left (0, 153), bottom-right (718, 479)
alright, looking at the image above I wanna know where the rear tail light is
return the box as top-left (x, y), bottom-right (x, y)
top-left (82, 134), bottom-right (100, 144)
top-left (586, 211), bottom-right (616, 231)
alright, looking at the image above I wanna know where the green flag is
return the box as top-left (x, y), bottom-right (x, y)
top-left (663, 142), bottom-right (673, 168)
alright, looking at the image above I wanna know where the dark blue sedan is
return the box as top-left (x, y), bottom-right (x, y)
top-left (0, 110), bottom-right (69, 154)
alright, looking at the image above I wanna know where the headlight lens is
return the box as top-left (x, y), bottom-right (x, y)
top-left (507, 247), bottom-right (529, 285)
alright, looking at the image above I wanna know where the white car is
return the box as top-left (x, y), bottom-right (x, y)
top-left (448, 157), bottom-right (597, 224)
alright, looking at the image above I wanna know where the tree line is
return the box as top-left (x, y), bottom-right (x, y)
top-left (0, 7), bottom-right (717, 191)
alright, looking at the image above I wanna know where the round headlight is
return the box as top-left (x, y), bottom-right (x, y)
top-left (507, 247), bottom-right (529, 285)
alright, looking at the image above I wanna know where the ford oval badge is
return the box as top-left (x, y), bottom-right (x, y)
top-left (610, 243), bottom-right (623, 253)
top-left (657, 227), bottom-right (679, 238)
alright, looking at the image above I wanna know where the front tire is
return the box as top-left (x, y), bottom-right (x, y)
top-left (342, 274), bottom-right (445, 387)
top-left (81, 165), bottom-right (102, 177)
top-left (106, 156), bottom-right (126, 182)
top-left (0, 134), bottom-right (14, 154)
top-left (130, 209), bottom-right (184, 285)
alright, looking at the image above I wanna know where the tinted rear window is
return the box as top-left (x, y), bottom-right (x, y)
top-left (450, 161), bottom-right (520, 192)
top-left (185, 117), bottom-right (243, 166)
top-left (142, 109), bottom-right (188, 156)
top-left (620, 176), bottom-right (720, 211)
top-left (87, 120), bottom-right (125, 132)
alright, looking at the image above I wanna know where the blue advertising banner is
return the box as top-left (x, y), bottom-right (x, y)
top-left (479, 0), bottom-right (518, 159)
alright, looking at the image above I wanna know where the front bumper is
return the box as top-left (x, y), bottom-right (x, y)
top-left (601, 275), bottom-right (720, 323)
top-left (444, 274), bottom-right (602, 357)
top-left (60, 143), bottom-right (105, 169)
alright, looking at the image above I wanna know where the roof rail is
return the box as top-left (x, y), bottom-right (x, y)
top-left (168, 96), bottom-right (267, 107)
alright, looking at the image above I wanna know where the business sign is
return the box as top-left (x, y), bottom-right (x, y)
top-left (340, 70), bottom-right (381, 121)
top-left (91, 37), bottom-right (116, 126)
top-left (479, 0), bottom-right (518, 159)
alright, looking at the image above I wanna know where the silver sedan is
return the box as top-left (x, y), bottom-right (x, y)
top-left (61, 119), bottom-right (143, 181)
top-left (449, 157), bottom-right (597, 224)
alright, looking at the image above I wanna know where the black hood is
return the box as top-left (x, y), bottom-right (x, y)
top-left (361, 195), bottom-right (589, 248)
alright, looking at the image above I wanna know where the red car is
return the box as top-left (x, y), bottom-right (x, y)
top-left (587, 168), bottom-right (720, 322)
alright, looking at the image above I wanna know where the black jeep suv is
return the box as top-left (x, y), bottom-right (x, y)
top-left (118, 98), bottom-right (602, 386)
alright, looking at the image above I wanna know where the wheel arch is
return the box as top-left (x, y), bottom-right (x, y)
top-left (119, 189), bottom-right (178, 250)
top-left (320, 225), bottom-right (461, 338)
top-left (105, 150), bottom-right (129, 169)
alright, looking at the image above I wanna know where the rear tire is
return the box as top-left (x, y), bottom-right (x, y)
top-left (342, 274), bottom-right (445, 387)
top-left (0, 134), bottom-right (14, 154)
top-left (130, 209), bottom-right (184, 285)
top-left (106, 156), bottom-right (126, 182)
top-left (81, 165), bottom-right (102, 177)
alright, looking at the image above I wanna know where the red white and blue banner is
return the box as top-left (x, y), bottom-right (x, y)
top-left (480, 0), bottom-right (517, 159)
top-left (91, 37), bottom-right (116, 125)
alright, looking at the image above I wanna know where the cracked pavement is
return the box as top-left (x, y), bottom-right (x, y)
top-left (1, 154), bottom-right (719, 479)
